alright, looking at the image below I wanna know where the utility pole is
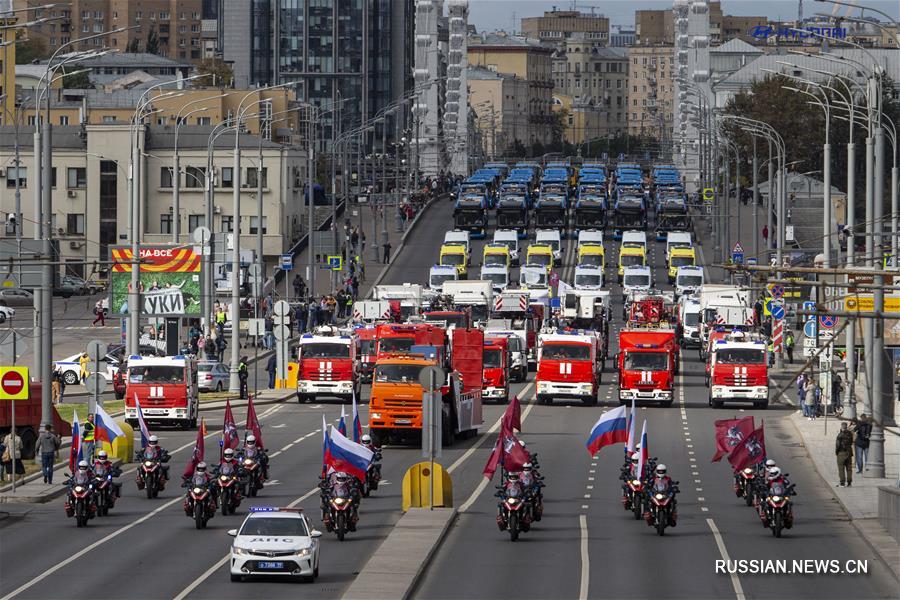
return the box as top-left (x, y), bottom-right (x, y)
top-left (307, 107), bottom-right (317, 298)
top-left (229, 121), bottom-right (242, 394)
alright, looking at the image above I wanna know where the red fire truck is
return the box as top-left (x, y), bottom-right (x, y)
top-left (482, 336), bottom-right (510, 404)
top-left (535, 332), bottom-right (600, 406)
top-left (617, 330), bottom-right (678, 407)
top-left (297, 333), bottom-right (358, 403)
top-left (707, 332), bottom-right (769, 409)
top-left (125, 355), bottom-right (200, 428)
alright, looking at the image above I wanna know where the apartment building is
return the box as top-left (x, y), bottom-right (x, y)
top-left (627, 45), bottom-right (674, 139)
top-left (520, 9), bottom-right (610, 48)
top-left (636, 1), bottom-right (766, 45)
top-left (13, 0), bottom-right (205, 63)
top-left (468, 67), bottom-right (530, 159)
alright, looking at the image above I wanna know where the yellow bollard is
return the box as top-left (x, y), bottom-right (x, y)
top-left (276, 362), bottom-right (299, 389)
top-left (401, 461), bottom-right (453, 511)
top-left (100, 419), bottom-right (134, 463)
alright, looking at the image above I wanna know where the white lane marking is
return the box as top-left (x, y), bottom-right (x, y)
top-left (270, 451), bottom-right (282, 458)
top-left (272, 424), bottom-right (287, 428)
top-left (581, 504), bottom-right (589, 509)
top-left (698, 497), bottom-right (705, 501)
top-left (579, 515), bottom-right (590, 600)
top-left (1, 495), bottom-right (183, 600)
top-left (707, 517), bottom-right (747, 600)
top-left (701, 507), bottom-right (709, 512)
top-left (172, 486), bottom-right (320, 600)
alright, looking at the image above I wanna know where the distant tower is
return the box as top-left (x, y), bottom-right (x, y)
top-left (445, 0), bottom-right (469, 176)
top-left (798, 0), bottom-right (803, 24)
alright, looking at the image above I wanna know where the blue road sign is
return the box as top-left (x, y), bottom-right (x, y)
top-left (747, 257), bottom-right (758, 266)
top-left (771, 301), bottom-right (785, 321)
top-left (803, 300), bottom-right (816, 321)
top-left (770, 284), bottom-right (784, 300)
top-left (618, 153), bottom-right (625, 161)
top-left (819, 314), bottom-right (838, 329)
top-left (732, 252), bottom-right (744, 265)
top-left (280, 254), bottom-right (293, 270)
top-left (327, 255), bottom-right (343, 271)
top-left (803, 319), bottom-right (817, 338)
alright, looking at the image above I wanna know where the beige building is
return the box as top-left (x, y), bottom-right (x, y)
top-left (1, 17), bottom-right (16, 126)
top-left (551, 35), bottom-right (628, 140)
top-left (468, 67), bottom-right (530, 159)
top-left (0, 124), bottom-right (307, 278)
top-left (636, 2), bottom-right (766, 45)
top-left (468, 32), bottom-right (555, 148)
top-left (520, 9), bottom-right (610, 48)
top-left (627, 45), bottom-right (674, 139)
top-left (13, 0), bottom-right (205, 64)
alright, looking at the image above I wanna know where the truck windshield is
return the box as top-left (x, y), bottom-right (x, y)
top-left (301, 343), bottom-right (350, 358)
top-left (623, 274), bottom-right (650, 287)
top-left (683, 312), bottom-right (700, 327)
top-left (483, 348), bottom-right (502, 368)
top-left (128, 366), bottom-right (183, 384)
top-left (374, 364), bottom-right (424, 383)
top-left (529, 253), bottom-right (551, 267)
top-left (441, 253), bottom-right (465, 266)
top-left (424, 313), bottom-right (468, 328)
top-left (378, 337), bottom-right (414, 354)
top-left (621, 254), bottom-right (644, 267)
top-left (671, 256), bottom-right (694, 267)
top-left (483, 272), bottom-right (507, 287)
top-left (579, 254), bottom-right (602, 267)
top-left (677, 275), bottom-right (703, 288)
top-left (624, 352), bottom-right (668, 371)
top-left (521, 269), bottom-right (547, 288)
top-left (359, 339), bottom-right (375, 355)
top-left (430, 273), bottom-right (457, 288)
top-left (468, 305), bottom-right (489, 322)
top-left (484, 254), bottom-right (507, 266)
top-left (716, 349), bottom-right (765, 364)
top-left (538, 238), bottom-right (560, 252)
top-left (456, 211), bottom-right (484, 226)
top-left (542, 344), bottom-right (590, 360)
top-left (575, 274), bottom-right (602, 288)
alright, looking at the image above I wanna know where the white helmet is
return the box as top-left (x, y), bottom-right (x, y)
top-left (361, 434), bottom-right (372, 444)
top-left (246, 435), bottom-right (256, 445)
top-left (764, 459), bottom-right (777, 468)
top-left (196, 462), bottom-right (207, 472)
top-left (522, 462), bottom-right (533, 472)
top-left (77, 460), bottom-right (89, 470)
top-left (767, 466), bottom-right (781, 479)
top-left (224, 448), bottom-right (234, 458)
top-left (518, 439), bottom-right (527, 448)
top-left (97, 450), bottom-right (108, 460)
top-left (148, 435), bottom-right (159, 445)
top-left (655, 464), bottom-right (667, 476)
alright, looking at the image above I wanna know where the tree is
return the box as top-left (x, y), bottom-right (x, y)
top-left (146, 27), bottom-right (160, 55)
top-left (550, 108), bottom-right (568, 146)
top-left (196, 58), bottom-right (234, 88)
top-left (62, 68), bottom-right (92, 89)
top-left (126, 38), bottom-right (141, 53)
top-left (14, 35), bottom-right (48, 64)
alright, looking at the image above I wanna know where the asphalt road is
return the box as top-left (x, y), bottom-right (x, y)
top-left (2, 204), bottom-right (896, 600)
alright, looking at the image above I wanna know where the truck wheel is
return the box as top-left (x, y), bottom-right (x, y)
top-left (754, 401), bottom-right (768, 410)
top-left (713, 399), bottom-right (723, 409)
top-left (441, 416), bottom-right (454, 447)
top-left (662, 399), bottom-right (674, 408)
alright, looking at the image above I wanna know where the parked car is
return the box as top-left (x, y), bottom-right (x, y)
top-left (54, 351), bottom-right (121, 386)
top-left (198, 361), bottom-right (230, 392)
top-left (0, 288), bottom-right (35, 306)
top-left (65, 276), bottom-right (91, 295)
top-left (86, 278), bottom-right (106, 295)
top-left (0, 305), bottom-right (15, 324)
top-left (55, 278), bottom-right (81, 298)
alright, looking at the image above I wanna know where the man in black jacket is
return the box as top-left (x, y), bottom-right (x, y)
top-left (854, 414), bottom-right (872, 473)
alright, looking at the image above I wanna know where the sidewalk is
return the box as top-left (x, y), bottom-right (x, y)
top-left (771, 369), bottom-right (900, 581)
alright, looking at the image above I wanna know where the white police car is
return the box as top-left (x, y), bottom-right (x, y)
top-left (228, 507), bottom-right (321, 582)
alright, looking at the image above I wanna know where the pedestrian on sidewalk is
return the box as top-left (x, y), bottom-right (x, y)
top-left (360, 229), bottom-right (366, 253)
top-left (350, 228), bottom-right (359, 253)
top-left (216, 335), bottom-right (227, 363)
top-left (51, 365), bottom-right (64, 404)
top-left (296, 303), bottom-right (307, 334)
top-left (79, 352), bottom-right (89, 383)
top-left (762, 225), bottom-right (769, 246)
top-left (293, 274), bottom-right (305, 299)
top-left (34, 424), bottom-right (61, 484)
top-left (238, 356), bottom-right (249, 399)
top-left (383, 240), bottom-right (392, 264)
top-left (785, 330), bottom-right (795, 364)
top-left (91, 299), bottom-right (106, 327)
top-left (830, 374), bottom-right (843, 414)
top-left (798, 373), bottom-right (808, 416)
top-left (835, 422), bottom-right (854, 487)
top-left (853, 414), bottom-right (871, 473)
top-left (266, 354), bottom-right (277, 389)
top-left (803, 377), bottom-right (816, 420)
top-left (1, 430), bottom-right (24, 483)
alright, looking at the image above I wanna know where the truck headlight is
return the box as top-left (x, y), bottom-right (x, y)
top-left (370, 412), bottom-right (381, 420)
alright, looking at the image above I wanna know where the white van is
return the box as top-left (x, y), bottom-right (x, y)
top-left (492, 229), bottom-right (520, 265)
top-left (535, 229), bottom-right (564, 262)
top-left (675, 265), bottom-right (704, 298)
top-left (622, 265), bottom-right (652, 298)
top-left (577, 229), bottom-right (604, 248)
top-left (574, 265), bottom-right (605, 290)
top-left (665, 231), bottom-right (693, 263)
top-left (429, 264), bottom-right (458, 291)
top-left (444, 230), bottom-right (471, 258)
top-left (621, 230), bottom-right (647, 252)
top-left (678, 296), bottom-right (703, 347)
top-left (480, 264), bottom-right (510, 291)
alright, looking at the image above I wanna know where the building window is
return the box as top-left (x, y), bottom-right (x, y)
top-left (160, 213), bottom-right (172, 234)
top-left (6, 167), bottom-right (26, 188)
top-left (196, 116), bottom-right (211, 126)
top-left (102, 115), bottom-right (117, 123)
top-left (67, 167), bottom-right (87, 188)
top-left (59, 116), bottom-right (69, 125)
top-left (245, 167), bottom-right (268, 189)
top-left (220, 167), bottom-right (234, 188)
top-left (632, 113), bottom-right (637, 120)
top-left (50, 167), bottom-right (57, 189)
top-left (66, 213), bottom-right (85, 235)
top-left (160, 167), bottom-right (174, 188)
top-left (184, 166), bottom-right (206, 188)
top-left (188, 214), bottom-right (205, 231)
top-left (249, 216), bottom-right (267, 235)
top-left (220, 215), bottom-right (233, 233)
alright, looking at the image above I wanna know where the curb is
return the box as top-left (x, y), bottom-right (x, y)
top-left (849, 519), bottom-right (900, 584)
top-left (404, 509), bottom-right (458, 599)
top-left (0, 458), bottom-right (124, 504)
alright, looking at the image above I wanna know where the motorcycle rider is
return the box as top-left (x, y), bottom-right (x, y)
top-left (136, 435), bottom-right (171, 487)
top-left (182, 461), bottom-right (218, 507)
top-left (240, 434), bottom-right (269, 480)
top-left (66, 460), bottom-right (97, 514)
top-left (93, 450), bottom-right (122, 498)
top-left (320, 471), bottom-right (361, 529)
top-left (757, 466), bottom-right (796, 523)
top-left (644, 464), bottom-right (678, 526)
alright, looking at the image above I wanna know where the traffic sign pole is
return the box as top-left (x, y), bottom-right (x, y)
top-left (1, 366), bottom-right (29, 494)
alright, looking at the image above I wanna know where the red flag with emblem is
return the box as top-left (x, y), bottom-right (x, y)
top-left (711, 416), bottom-right (755, 462)
top-left (727, 424), bottom-right (766, 471)
top-left (245, 395), bottom-right (264, 449)
top-left (482, 420), bottom-right (530, 479)
top-left (222, 398), bottom-right (239, 453)
top-left (183, 419), bottom-right (207, 478)
top-left (501, 395), bottom-right (521, 432)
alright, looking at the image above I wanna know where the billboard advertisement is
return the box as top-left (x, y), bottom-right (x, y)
top-left (110, 245), bottom-right (202, 317)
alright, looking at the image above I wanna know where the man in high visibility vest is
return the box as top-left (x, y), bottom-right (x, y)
top-left (82, 414), bottom-right (96, 462)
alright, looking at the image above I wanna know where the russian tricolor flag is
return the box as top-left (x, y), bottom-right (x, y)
top-left (94, 405), bottom-right (125, 446)
top-left (636, 420), bottom-right (649, 480)
top-left (69, 411), bottom-right (82, 472)
top-left (338, 405), bottom-right (347, 437)
top-left (325, 426), bottom-right (373, 482)
top-left (585, 405), bottom-right (628, 456)
top-left (135, 395), bottom-right (151, 448)
top-left (351, 389), bottom-right (363, 443)
top-left (625, 398), bottom-right (636, 455)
